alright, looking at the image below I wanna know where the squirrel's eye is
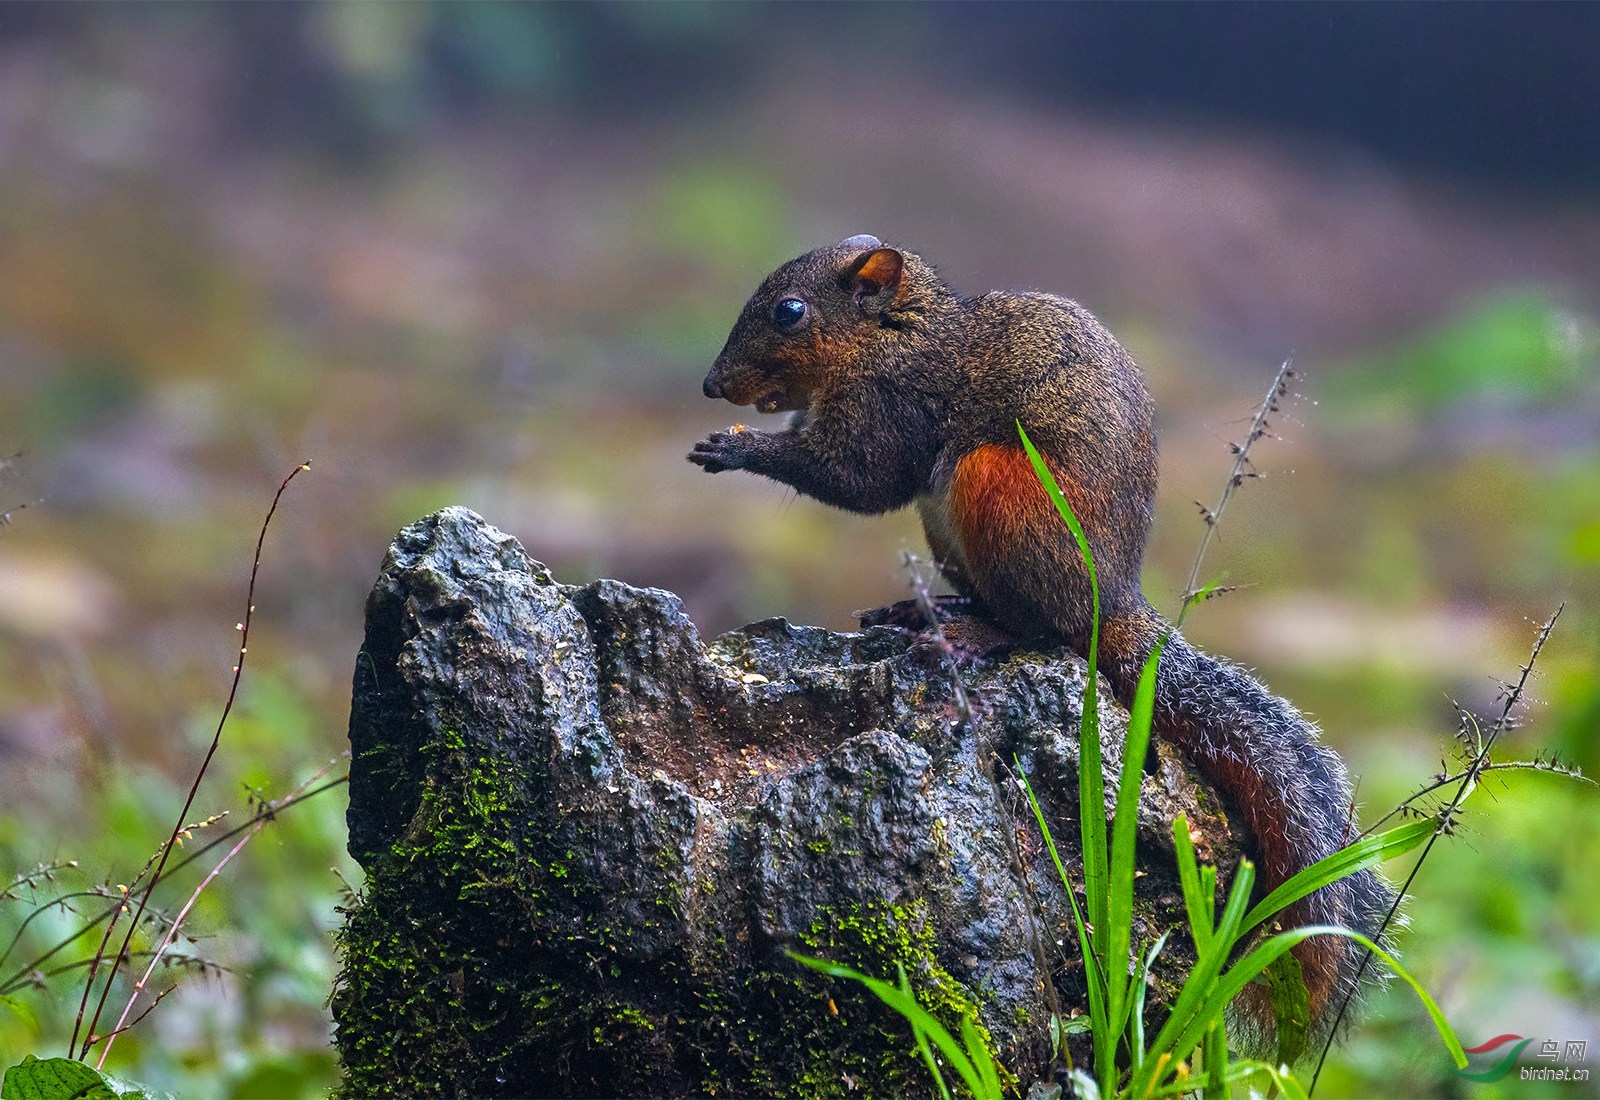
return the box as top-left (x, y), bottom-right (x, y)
top-left (772, 298), bottom-right (807, 330)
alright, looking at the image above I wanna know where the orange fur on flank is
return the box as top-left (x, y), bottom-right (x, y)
top-left (948, 443), bottom-right (1049, 570)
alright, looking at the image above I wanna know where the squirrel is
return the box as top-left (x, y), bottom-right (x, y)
top-left (687, 235), bottom-right (1395, 1053)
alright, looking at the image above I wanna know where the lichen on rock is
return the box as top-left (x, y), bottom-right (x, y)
top-left (333, 507), bottom-right (1236, 1097)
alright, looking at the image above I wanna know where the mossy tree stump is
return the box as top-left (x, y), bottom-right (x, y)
top-left (333, 508), bottom-right (1236, 1098)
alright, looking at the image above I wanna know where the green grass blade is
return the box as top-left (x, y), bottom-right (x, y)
top-left (1262, 950), bottom-right (1310, 1067)
top-left (1142, 1060), bottom-right (1308, 1100)
top-left (1203, 1017), bottom-right (1231, 1099)
top-left (1016, 767), bottom-right (1078, 926)
top-left (1240, 819), bottom-right (1433, 935)
top-left (912, 1024), bottom-right (955, 1100)
top-left (1018, 424), bottom-right (1109, 933)
top-left (1177, 926), bottom-right (1464, 1068)
top-left (1019, 422), bottom-right (1118, 1089)
top-left (790, 954), bottom-right (991, 1099)
top-left (1172, 815), bottom-right (1214, 956)
top-left (1129, 931), bottom-right (1168, 1066)
top-left (1017, 767), bottom-right (1110, 1024)
top-left (1256, 1062), bottom-right (1312, 1100)
top-left (903, 965), bottom-right (956, 1100)
top-left (961, 1013), bottom-right (1005, 1099)
top-left (1136, 861), bottom-right (1256, 1095)
top-left (1105, 635), bottom-right (1166, 1044)
top-left (1177, 579), bottom-right (1226, 629)
top-left (1015, 422), bottom-right (1099, 665)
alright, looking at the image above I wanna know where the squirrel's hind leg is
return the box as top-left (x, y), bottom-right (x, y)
top-left (859, 599), bottom-right (1020, 670)
top-left (857, 593), bottom-right (980, 631)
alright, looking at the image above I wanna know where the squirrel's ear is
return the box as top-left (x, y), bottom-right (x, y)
top-left (847, 247), bottom-right (904, 307)
top-left (839, 233), bottom-right (883, 249)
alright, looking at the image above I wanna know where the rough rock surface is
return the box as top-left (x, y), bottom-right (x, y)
top-left (333, 508), bottom-right (1238, 1098)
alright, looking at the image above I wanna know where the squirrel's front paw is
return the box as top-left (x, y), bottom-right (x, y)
top-left (688, 427), bottom-right (760, 473)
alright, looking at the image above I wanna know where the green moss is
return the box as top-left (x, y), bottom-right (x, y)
top-left (334, 732), bottom-right (552, 1095)
top-left (336, 727), bottom-right (607, 1094)
top-left (790, 899), bottom-right (1017, 1097)
top-left (334, 730), bottom-right (1003, 1097)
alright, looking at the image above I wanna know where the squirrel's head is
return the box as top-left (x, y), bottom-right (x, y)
top-left (703, 235), bottom-right (946, 413)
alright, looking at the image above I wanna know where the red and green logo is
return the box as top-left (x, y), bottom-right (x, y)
top-left (1456, 1034), bottom-right (1534, 1082)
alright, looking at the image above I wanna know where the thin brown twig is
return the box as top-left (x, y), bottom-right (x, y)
top-left (1179, 359), bottom-right (1295, 622)
top-left (32, 951), bottom-right (231, 987)
top-left (1309, 604), bottom-right (1563, 1093)
top-left (2, 771), bottom-right (347, 998)
top-left (1359, 757), bottom-right (1593, 839)
top-left (83, 985), bottom-right (178, 1053)
top-left (97, 751), bottom-right (348, 1065)
top-left (72, 461), bottom-right (311, 1059)
top-left (900, 551), bottom-right (975, 727)
top-left (1, 891), bottom-right (111, 981)
top-left (2, 860), bottom-right (78, 900)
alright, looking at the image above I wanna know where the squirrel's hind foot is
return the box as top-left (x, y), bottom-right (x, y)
top-left (857, 595), bottom-right (978, 631)
top-left (859, 600), bottom-right (1019, 668)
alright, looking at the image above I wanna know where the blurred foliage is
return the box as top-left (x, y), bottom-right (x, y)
top-left (0, 668), bottom-right (353, 1098)
top-left (8, 2), bottom-right (1596, 189)
top-left (1317, 778), bottom-right (1599, 1099)
top-left (1327, 292), bottom-right (1597, 419)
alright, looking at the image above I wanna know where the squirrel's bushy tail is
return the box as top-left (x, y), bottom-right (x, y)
top-left (1101, 605), bottom-right (1397, 1051)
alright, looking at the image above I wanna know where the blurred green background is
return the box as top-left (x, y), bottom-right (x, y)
top-left (0, 4), bottom-right (1596, 1096)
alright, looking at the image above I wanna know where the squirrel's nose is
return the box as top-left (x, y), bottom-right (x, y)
top-left (703, 375), bottom-right (723, 400)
